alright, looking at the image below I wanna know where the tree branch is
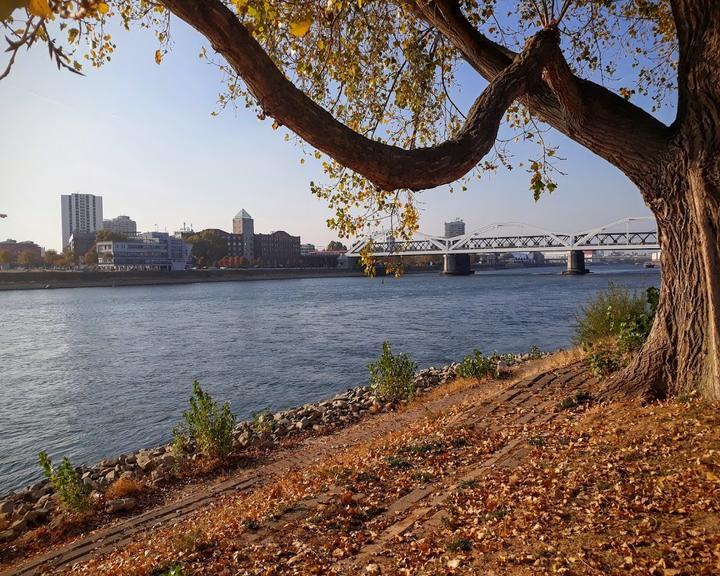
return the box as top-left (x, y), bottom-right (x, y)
top-left (161, 0), bottom-right (559, 192)
top-left (412, 0), bottom-right (672, 191)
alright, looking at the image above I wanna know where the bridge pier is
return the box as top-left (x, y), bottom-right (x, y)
top-left (443, 254), bottom-right (473, 275)
top-left (344, 256), bottom-right (362, 270)
top-left (564, 250), bottom-right (589, 275)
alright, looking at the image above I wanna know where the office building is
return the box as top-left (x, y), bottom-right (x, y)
top-left (254, 231), bottom-right (301, 267)
top-left (96, 232), bottom-right (191, 271)
top-left (232, 209), bottom-right (254, 261)
top-left (103, 215), bottom-right (137, 235)
top-left (444, 218), bottom-right (465, 238)
top-left (61, 193), bottom-right (103, 248)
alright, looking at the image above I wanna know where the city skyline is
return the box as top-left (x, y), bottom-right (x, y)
top-left (1, 17), bottom-right (660, 253)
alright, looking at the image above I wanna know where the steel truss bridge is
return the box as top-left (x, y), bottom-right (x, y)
top-left (346, 217), bottom-right (659, 257)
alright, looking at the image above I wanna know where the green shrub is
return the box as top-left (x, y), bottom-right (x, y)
top-left (528, 345), bottom-right (543, 359)
top-left (575, 284), bottom-right (647, 346)
top-left (456, 349), bottom-right (495, 380)
top-left (615, 287), bottom-right (660, 352)
top-left (173, 381), bottom-right (236, 460)
top-left (251, 409), bottom-right (275, 435)
top-left (585, 349), bottom-right (624, 378)
top-left (368, 341), bottom-right (417, 403)
top-left (38, 451), bottom-right (90, 512)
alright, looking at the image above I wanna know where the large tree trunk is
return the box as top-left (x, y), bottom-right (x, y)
top-left (603, 1), bottom-right (720, 402)
top-left (604, 168), bottom-right (720, 402)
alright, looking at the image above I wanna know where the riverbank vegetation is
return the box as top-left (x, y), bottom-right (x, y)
top-left (575, 285), bottom-right (660, 381)
top-left (367, 341), bottom-right (417, 403)
top-left (173, 381), bottom-right (236, 461)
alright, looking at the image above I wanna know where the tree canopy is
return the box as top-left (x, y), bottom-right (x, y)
top-left (186, 229), bottom-right (228, 267)
top-left (0, 0), bottom-right (677, 239)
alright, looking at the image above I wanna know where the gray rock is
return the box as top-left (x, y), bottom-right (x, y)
top-left (0, 500), bottom-right (14, 515)
top-left (105, 497), bottom-right (137, 514)
top-left (158, 453), bottom-right (175, 469)
top-left (136, 451), bottom-right (156, 473)
top-left (105, 470), bottom-right (119, 483)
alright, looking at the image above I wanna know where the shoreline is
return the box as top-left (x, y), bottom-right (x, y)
top-left (0, 362), bottom-right (460, 543)
top-left (0, 353), bottom-right (540, 545)
top-left (0, 268), bottom-right (366, 292)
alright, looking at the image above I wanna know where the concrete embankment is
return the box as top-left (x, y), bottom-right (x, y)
top-left (0, 268), bottom-right (365, 291)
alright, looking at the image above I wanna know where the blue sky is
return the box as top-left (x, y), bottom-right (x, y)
top-left (0, 16), bottom-right (670, 252)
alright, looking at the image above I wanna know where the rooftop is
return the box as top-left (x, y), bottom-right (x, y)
top-left (234, 209), bottom-right (252, 220)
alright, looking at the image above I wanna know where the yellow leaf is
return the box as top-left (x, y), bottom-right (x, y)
top-left (97, 2), bottom-right (109, 14)
top-left (27, 0), bottom-right (52, 19)
top-left (289, 17), bottom-right (312, 38)
top-left (154, 49), bottom-right (163, 65)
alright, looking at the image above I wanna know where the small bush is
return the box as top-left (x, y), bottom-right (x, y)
top-left (173, 381), bottom-right (236, 460)
top-left (251, 409), bottom-right (275, 435)
top-left (575, 284), bottom-right (647, 345)
top-left (368, 341), bottom-right (417, 403)
top-left (38, 451), bottom-right (90, 512)
top-left (105, 477), bottom-right (145, 500)
top-left (456, 349), bottom-right (495, 380)
top-left (585, 348), bottom-right (624, 378)
top-left (615, 287), bottom-right (660, 352)
top-left (528, 345), bottom-right (543, 359)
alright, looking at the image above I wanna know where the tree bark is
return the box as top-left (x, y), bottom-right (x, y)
top-left (603, 167), bottom-right (720, 402)
top-left (603, 1), bottom-right (720, 402)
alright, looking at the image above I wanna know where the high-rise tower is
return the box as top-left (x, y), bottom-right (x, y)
top-left (232, 209), bottom-right (254, 261)
top-left (61, 193), bottom-right (103, 248)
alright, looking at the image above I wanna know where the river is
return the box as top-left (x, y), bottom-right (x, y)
top-left (0, 265), bottom-right (660, 493)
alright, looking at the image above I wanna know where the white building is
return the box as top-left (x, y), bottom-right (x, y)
top-left (61, 193), bottom-right (103, 248)
top-left (96, 232), bottom-right (191, 271)
top-left (300, 243), bottom-right (316, 255)
top-left (103, 215), bottom-right (137, 235)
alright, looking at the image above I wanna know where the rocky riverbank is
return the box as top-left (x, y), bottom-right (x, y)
top-left (0, 361), bottom-right (476, 544)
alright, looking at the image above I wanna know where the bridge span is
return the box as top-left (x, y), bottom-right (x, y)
top-left (345, 217), bottom-right (660, 275)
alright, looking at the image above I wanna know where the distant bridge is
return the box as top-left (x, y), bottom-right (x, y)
top-left (345, 217), bottom-right (659, 275)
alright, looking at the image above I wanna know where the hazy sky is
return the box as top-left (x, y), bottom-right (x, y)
top-left (0, 17), bottom-right (671, 252)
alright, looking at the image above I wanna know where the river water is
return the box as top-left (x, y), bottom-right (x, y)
top-left (0, 265), bottom-right (660, 493)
